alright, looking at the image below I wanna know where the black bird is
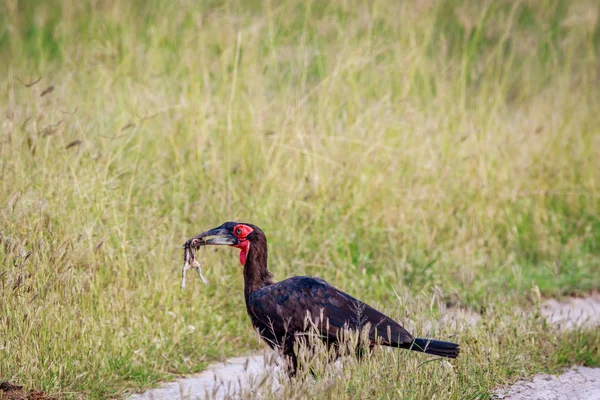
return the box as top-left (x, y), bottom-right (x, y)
top-left (185, 222), bottom-right (459, 373)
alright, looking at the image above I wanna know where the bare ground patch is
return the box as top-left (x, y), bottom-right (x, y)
top-left (0, 382), bottom-right (56, 400)
top-left (541, 293), bottom-right (600, 331)
top-left (128, 352), bottom-right (283, 400)
top-left (495, 367), bottom-right (600, 400)
top-left (492, 294), bottom-right (599, 400)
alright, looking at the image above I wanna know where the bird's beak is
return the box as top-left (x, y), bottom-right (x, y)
top-left (185, 227), bottom-right (239, 248)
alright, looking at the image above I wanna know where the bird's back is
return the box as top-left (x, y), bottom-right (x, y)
top-left (246, 276), bottom-right (413, 348)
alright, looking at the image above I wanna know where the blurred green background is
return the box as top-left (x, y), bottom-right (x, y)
top-left (1, 0), bottom-right (598, 398)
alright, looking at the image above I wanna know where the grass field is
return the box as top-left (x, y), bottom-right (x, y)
top-left (1, 0), bottom-right (599, 398)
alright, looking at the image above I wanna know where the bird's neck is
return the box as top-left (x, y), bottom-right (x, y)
top-left (243, 240), bottom-right (274, 297)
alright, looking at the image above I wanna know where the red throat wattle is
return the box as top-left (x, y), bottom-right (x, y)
top-left (235, 240), bottom-right (250, 266)
top-left (231, 224), bottom-right (254, 266)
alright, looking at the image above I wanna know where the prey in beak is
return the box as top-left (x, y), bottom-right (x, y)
top-left (181, 243), bottom-right (207, 289)
top-left (180, 227), bottom-right (239, 289)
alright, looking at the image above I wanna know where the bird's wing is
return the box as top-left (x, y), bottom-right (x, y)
top-left (248, 276), bottom-right (413, 346)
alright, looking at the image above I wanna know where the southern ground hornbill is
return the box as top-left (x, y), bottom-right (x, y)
top-left (184, 222), bottom-right (459, 373)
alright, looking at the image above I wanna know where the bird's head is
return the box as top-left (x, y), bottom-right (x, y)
top-left (185, 222), bottom-right (264, 266)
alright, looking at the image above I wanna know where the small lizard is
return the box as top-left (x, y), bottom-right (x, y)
top-left (181, 239), bottom-right (208, 289)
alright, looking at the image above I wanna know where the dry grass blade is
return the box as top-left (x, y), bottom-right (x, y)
top-left (16, 77), bottom-right (42, 88)
top-left (40, 86), bottom-right (54, 97)
top-left (65, 140), bottom-right (81, 149)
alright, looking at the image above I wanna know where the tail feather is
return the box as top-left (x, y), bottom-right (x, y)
top-left (399, 338), bottom-right (460, 359)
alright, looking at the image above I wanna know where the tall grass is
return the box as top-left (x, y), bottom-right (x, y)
top-left (1, 0), bottom-right (599, 398)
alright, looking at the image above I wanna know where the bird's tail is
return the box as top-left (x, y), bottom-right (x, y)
top-left (399, 338), bottom-right (460, 359)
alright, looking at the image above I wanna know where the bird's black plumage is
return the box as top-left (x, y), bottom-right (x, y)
top-left (189, 222), bottom-right (460, 373)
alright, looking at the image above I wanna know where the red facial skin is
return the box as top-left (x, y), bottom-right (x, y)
top-left (231, 224), bottom-right (253, 266)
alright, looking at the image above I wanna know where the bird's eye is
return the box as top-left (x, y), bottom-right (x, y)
top-left (236, 228), bottom-right (242, 236)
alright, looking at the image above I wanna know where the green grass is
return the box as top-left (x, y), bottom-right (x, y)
top-left (0, 0), bottom-right (599, 398)
top-left (240, 297), bottom-right (599, 399)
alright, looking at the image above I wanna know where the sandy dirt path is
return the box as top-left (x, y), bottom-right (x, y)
top-left (495, 366), bottom-right (600, 400)
top-left (128, 352), bottom-right (283, 400)
top-left (494, 294), bottom-right (599, 400)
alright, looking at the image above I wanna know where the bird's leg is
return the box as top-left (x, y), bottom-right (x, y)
top-left (282, 335), bottom-right (300, 377)
top-left (284, 352), bottom-right (298, 377)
